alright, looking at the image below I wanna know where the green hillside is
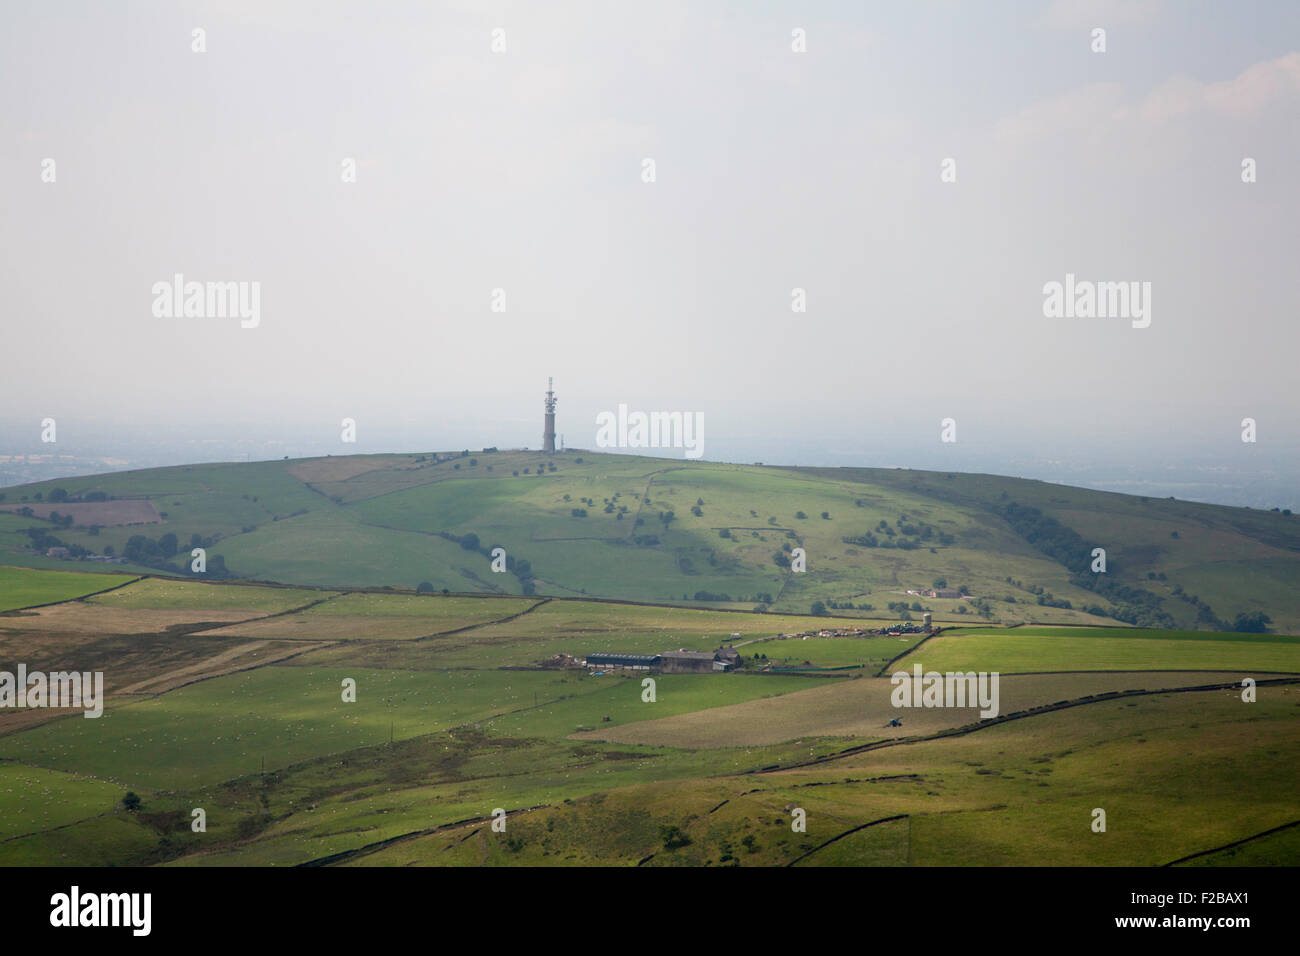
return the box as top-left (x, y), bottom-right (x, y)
top-left (1, 450), bottom-right (1295, 633)
top-left (0, 567), bottom-right (1296, 867)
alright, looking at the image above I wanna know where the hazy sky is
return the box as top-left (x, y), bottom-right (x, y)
top-left (2, 0), bottom-right (1297, 469)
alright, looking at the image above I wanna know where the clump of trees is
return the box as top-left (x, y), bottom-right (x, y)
top-left (996, 499), bottom-right (1175, 628)
top-left (1232, 611), bottom-right (1271, 633)
top-left (438, 531), bottom-right (536, 595)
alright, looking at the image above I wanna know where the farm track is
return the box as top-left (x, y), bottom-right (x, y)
top-left (749, 676), bottom-right (1300, 775)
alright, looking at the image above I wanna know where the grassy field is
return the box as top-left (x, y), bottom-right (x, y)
top-left (1, 453), bottom-right (1297, 868)
top-left (903, 627), bottom-right (1300, 674)
top-left (319, 688), bottom-right (1300, 868)
top-left (0, 665), bottom-right (824, 791)
top-left (569, 670), bottom-right (1255, 749)
top-left (0, 565), bottom-right (137, 612)
top-left (0, 764), bottom-right (127, 842)
top-left (86, 577), bottom-right (329, 612)
top-left (3, 451), bottom-right (1295, 631)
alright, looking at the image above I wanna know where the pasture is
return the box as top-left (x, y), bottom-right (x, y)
top-left (903, 626), bottom-right (1300, 674)
top-left (0, 565), bottom-right (137, 612)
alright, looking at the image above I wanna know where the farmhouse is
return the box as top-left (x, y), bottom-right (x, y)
top-left (715, 646), bottom-right (742, 669)
top-left (926, 588), bottom-right (962, 599)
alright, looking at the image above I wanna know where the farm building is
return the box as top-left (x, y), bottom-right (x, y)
top-left (585, 647), bottom-right (744, 673)
top-left (714, 646), bottom-right (742, 669)
top-left (659, 650), bottom-right (718, 674)
top-left (585, 652), bottom-right (661, 670)
top-left (926, 588), bottom-right (962, 599)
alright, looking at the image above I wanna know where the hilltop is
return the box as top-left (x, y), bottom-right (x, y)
top-left (1, 450), bottom-right (1295, 632)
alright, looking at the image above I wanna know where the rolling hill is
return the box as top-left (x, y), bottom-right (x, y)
top-left (1, 450), bottom-right (1295, 633)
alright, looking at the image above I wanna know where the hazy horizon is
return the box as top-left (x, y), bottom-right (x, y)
top-left (3, 1), bottom-right (1297, 507)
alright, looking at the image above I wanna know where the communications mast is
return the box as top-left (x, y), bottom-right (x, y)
top-left (543, 378), bottom-right (557, 453)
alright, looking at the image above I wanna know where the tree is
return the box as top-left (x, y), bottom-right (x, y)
top-left (659, 825), bottom-right (691, 850)
top-left (1232, 611), bottom-right (1271, 633)
top-left (932, 577), bottom-right (947, 588)
top-left (460, 533), bottom-right (480, 551)
top-left (821, 511), bottom-right (830, 520)
top-left (417, 581), bottom-right (434, 593)
top-left (810, 600), bottom-right (828, 616)
top-left (158, 532), bottom-right (178, 557)
top-left (122, 792), bottom-right (142, 812)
